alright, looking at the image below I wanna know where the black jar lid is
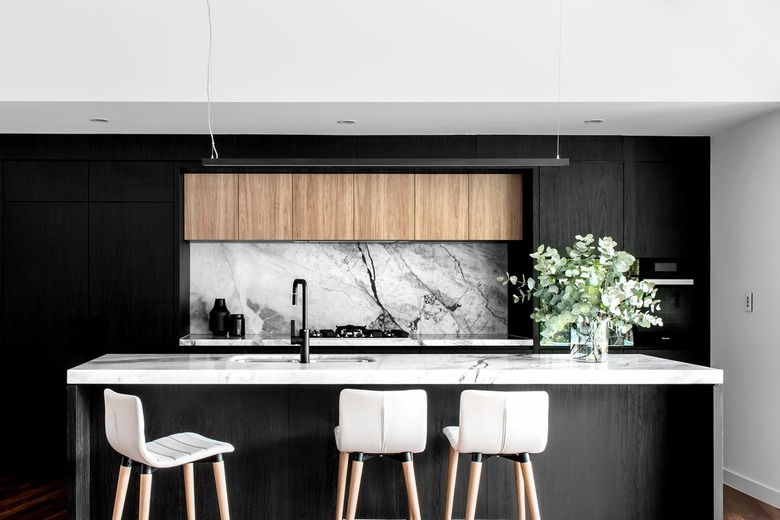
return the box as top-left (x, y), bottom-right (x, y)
top-left (229, 314), bottom-right (244, 318)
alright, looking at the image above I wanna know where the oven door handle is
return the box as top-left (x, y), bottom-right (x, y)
top-left (643, 278), bottom-right (694, 286)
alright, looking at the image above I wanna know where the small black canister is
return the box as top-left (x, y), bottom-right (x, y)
top-left (229, 314), bottom-right (245, 337)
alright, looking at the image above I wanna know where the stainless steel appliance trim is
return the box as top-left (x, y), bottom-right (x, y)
top-left (644, 278), bottom-right (694, 286)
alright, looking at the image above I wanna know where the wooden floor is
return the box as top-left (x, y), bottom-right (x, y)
top-left (0, 474), bottom-right (778, 519)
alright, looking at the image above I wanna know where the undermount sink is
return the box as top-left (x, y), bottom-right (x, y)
top-left (228, 354), bottom-right (376, 364)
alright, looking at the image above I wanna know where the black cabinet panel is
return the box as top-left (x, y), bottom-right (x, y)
top-left (3, 201), bottom-right (89, 474)
top-left (3, 202), bottom-right (89, 353)
top-left (235, 135), bottom-right (357, 158)
top-left (89, 203), bottom-right (174, 352)
top-left (357, 135), bottom-right (476, 158)
top-left (559, 135), bottom-right (623, 161)
top-left (477, 135), bottom-right (557, 158)
top-left (89, 162), bottom-right (173, 202)
top-left (623, 136), bottom-right (710, 162)
top-left (478, 135), bottom-right (622, 161)
top-left (539, 162), bottom-right (624, 251)
top-left (4, 161), bottom-right (88, 201)
top-left (1, 135), bottom-right (89, 160)
top-left (89, 135), bottom-right (231, 161)
top-left (624, 162), bottom-right (704, 258)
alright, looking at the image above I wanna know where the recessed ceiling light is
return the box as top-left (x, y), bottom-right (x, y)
top-left (90, 118), bottom-right (110, 123)
top-left (337, 120), bottom-right (357, 125)
top-left (584, 119), bottom-right (605, 124)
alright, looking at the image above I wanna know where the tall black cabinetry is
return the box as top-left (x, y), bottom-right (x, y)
top-left (480, 135), bottom-right (710, 365)
top-left (0, 144), bottom-right (177, 475)
top-left (88, 162), bottom-right (175, 352)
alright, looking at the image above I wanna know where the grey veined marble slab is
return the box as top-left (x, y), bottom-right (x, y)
top-left (68, 353), bottom-right (723, 386)
top-left (189, 242), bottom-right (508, 336)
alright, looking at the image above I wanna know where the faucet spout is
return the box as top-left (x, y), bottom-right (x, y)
top-left (291, 278), bottom-right (310, 363)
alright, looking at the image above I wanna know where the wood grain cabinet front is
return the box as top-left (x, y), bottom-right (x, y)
top-left (414, 173), bottom-right (469, 240)
top-left (354, 173), bottom-right (415, 240)
top-left (468, 173), bottom-right (523, 240)
top-left (184, 172), bottom-right (524, 241)
top-left (183, 173), bottom-right (238, 240)
top-left (293, 173), bottom-right (354, 240)
top-left (238, 173), bottom-right (293, 240)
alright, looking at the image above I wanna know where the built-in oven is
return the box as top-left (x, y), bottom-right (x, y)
top-left (631, 258), bottom-right (694, 347)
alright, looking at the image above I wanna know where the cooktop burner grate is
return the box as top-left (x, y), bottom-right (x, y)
top-left (309, 325), bottom-right (410, 339)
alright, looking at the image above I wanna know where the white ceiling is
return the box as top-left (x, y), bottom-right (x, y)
top-left (1, 0), bottom-right (779, 136)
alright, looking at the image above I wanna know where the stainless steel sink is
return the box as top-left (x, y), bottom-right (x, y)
top-left (228, 354), bottom-right (376, 364)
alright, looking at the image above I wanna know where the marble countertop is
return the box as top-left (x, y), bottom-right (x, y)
top-left (67, 353), bottom-right (723, 385)
top-left (179, 333), bottom-right (534, 348)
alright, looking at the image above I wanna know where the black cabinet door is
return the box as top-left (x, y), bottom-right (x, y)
top-left (2, 201), bottom-right (89, 474)
top-left (89, 203), bottom-right (174, 352)
top-left (624, 162), bottom-right (705, 259)
top-left (539, 162), bottom-right (624, 250)
top-left (89, 161), bottom-right (173, 202)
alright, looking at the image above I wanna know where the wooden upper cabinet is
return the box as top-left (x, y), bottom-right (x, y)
top-left (414, 173), bottom-right (469, 240)
top-left (354, 173), bottom-right (414, 240)
top-left (469, 173), bottom-right (523, 240)
top-left (184, 174), bottom-right (238, 240)
top-left (293, 173), bottom-right (354, 240)
top-left (238, 174), bottom-right (293, 240)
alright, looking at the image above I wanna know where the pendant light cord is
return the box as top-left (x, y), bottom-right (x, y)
top-left (206, 0), bottom-right (218, 159)
top-left (556, 0), bottom-right (563, 160)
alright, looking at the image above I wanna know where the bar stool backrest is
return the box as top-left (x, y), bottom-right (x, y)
top-left (457, 390), bottom-right (549, 455)
top-left (104, 388), bottom-right (154, 466)
top-left (338, 389), bottom-right (427, 454)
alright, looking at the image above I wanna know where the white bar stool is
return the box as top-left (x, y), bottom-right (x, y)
top-left (104, 388), bottom-right (235, 520)
top-left (443, 390), bottom-right (549, 520)
top-left (333, 388), bottom-right (427, 520)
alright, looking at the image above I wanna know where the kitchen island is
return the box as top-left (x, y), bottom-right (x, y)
top-left (67, 353), bottom-right (723, 519)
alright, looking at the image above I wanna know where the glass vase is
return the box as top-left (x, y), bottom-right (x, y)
top-left (570, 319), bottom-right (610, 363)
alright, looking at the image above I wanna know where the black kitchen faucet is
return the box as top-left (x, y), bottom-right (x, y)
top-left (291, 278), bottom-right (310, 363)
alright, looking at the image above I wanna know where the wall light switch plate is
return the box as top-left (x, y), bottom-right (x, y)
top-left (745, 292), bottom-right (754, 312)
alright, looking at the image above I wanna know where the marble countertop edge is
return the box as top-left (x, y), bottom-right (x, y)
top-left (67, 353), bottom-right (723, 386)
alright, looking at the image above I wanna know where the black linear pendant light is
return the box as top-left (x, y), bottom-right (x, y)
top-left (200, 1), bottom-right (569, 169)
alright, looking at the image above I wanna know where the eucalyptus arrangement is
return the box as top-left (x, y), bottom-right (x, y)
top-left (499, 234), bottom-right (663, 361)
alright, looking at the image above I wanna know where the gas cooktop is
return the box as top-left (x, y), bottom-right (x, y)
top-left (310, 325), bottom-right (410, 339)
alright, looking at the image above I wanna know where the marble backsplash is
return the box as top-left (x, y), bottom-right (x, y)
top-left (190, 242), bottom-right (508, 336)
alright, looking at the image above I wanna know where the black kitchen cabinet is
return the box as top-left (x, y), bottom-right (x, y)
top-left (89, 202), bottom-right (175, 352)
top-left (4, 161), bottom-right (88, 201)
top-left (0, 155), bottom-right (178, 476)
top-left (538, 161), bottom-right (624, 250)
top-left (89, 161), bottom-right (173, 202)
top-left (2, 201), bottom-right (89, 475)
top-left (624, 161), bottom-right (706, 259)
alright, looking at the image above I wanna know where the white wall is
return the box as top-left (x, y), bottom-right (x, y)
top-left (712, 107), bottom-right (780, 507)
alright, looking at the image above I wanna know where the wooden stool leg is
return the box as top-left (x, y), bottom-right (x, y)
top-left (401, 456), bottom-right (422, 520)
top-left (183, 463), bottom-right (195, 520)
top-left (465, 456), bottom-right (483, 520)
top-left (520, 459), bottom-right (541, 520)
top-left (112, 458), bottom-right (133, 520)
top-left (345, 456), bottom-right (364, 520)
top-left (514, 461), bottom-right (526, 520)
top-left (138, 466), bottom-right (153, 520)
top-left (212, 457), bottom-right (231, 520)
top-left (335, 451), bottom-right (349, 520)
top-left (444, 446), bottom-right (459, 520)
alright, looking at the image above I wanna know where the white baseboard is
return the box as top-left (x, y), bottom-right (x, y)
top-left (724, 469), bottom-right (780, 508)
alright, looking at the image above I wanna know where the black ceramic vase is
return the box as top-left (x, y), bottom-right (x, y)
top-left (209, 298), bottom-right (231, 337)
